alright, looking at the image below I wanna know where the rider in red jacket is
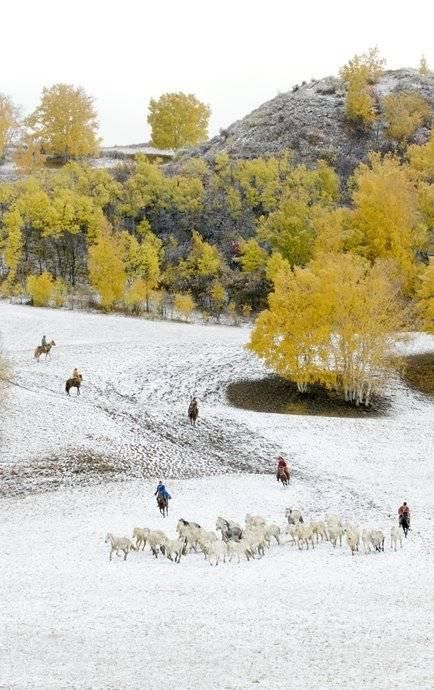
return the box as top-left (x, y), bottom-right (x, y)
top-left (398, 502), bottom-right (410, 520)
top-left (276, 456), bottom-right (289, 480)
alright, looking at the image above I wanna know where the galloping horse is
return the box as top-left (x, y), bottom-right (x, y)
top-left (157, 494), bottom-right (169, 517)
top-left (277, 465), bottom-right (290, 487)
top-left (34, 340), bottom-right (56, 362)
top-left (188, 398), bottom-right (199, 427)
top-left (65, 374), bottom-right (83, 396)
top-left (399, 514), bottom-right (410, 538)
top-left (216, 516), bottom-right (243, 542)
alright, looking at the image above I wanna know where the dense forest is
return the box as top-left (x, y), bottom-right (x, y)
top-left (0, 142), bottom-right (432, 319)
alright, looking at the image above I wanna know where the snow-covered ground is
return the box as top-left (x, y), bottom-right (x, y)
top-left (0, 302), bottom-right (433, 689)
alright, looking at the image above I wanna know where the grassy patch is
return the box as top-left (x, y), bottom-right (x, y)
top-left (401, 353), bottom-right (434, 398)
top-left (226, 376), bottom-right (388, 417)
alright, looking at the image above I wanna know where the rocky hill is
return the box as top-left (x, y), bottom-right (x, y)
top-left (179, 69), bottom-right (434, 178)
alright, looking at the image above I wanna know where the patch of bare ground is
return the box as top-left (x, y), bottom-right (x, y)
top-left (226, 376), bottom-right (390, 417)
top-left (401, 353), bottom-right (434, 399)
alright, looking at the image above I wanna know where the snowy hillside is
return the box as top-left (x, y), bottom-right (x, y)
top-left (0, 302), bottom-right (433, 689)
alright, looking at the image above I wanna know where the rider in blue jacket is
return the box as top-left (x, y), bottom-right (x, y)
top-left (154, 481), bottom-right (171, 500)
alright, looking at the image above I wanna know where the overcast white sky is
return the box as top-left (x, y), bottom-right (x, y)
top-left (2, 0), bottom-right (433, 146)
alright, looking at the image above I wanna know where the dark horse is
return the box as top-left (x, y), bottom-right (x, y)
top-left (399, 514), bottom-right (410, 538)
top-left (277, 466), bottom-right (290, 487)
top-left (157, 495), bottom-right (169, 517)
top-left (188, 398), bottom-right (198, 427)
top-left (65, 374), bottom-right (83, 396)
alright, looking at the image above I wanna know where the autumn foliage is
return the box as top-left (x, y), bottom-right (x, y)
top-left (147, 92), bottom-right (211, 150)
top-left (249, 254), bottom-right (405, 406)
top-left (26, 84), bottom-right (100, 161)
top-left (0, 54), bottom-right (433, 406)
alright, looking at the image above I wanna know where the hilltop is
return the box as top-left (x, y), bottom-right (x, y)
top-left (179, 68), bottom-right (434, 177)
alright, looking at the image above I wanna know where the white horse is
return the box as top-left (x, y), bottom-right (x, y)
top-left (105, 533), bottom-right (136, 561)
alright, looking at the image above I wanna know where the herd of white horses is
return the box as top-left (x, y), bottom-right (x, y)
top-left (105, 508), bottom-right (405, 565)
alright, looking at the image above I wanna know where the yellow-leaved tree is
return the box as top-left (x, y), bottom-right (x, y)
top-left (340, 48), bottom-right (385, 127)
top-left (147, 92), bottom-right (211, 149)
top-left (26, 84), bottom-right (100, 162)
top-left (258, 198), bottom-right (314, 267)
top-left (0, 93), bottom-right (18, 158)
top-left (174, 293), bottom-right (195, 321)
top-left (26, 272), bottom-right (55, 306)
top-left (239, 239), bottom-right (268, 273)
top-left (210, 280), bottom-right (226, 321)
top-left (88, 224), bottom-right (126, 309)
top-left (382, 91), bottom-right (431, 145)
top-left (416, 264), bottom-right (434, 332)
top-left (344, 71), bottom-right (377, 128)
top-left (125, 278), bottom-right (148, 313)
top-left (120, 221), bottom-right (163, 311)
top-left (349, 154), bottom-right (427, 293)
top-left (408, 131), bottom-right (434, 179)
top-left (1, 209), bottom-right (23, 294)
top-left (179, 231), bottom-right (221, 278)
top-left (249, 253), bottom-right (405, 406)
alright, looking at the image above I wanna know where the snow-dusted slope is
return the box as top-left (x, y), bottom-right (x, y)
top-left (0, 302), bottom-right (433, 689)
top-left (1, 477), bottom-right (433, 690)
top-left (0, 303), bottom-right (274, 495)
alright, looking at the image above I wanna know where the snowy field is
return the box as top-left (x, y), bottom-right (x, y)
top-left (0, 302), bottom-right (434, 689)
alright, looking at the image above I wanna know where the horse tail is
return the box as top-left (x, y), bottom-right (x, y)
top-left (65, 380), bottom-right (70, 394)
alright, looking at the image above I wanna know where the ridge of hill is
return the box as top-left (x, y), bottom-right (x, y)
top-left (179, 68), bottom-right (434, 177)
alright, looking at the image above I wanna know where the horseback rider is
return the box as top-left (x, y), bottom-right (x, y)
top-left (398, 501), bottom-right (410, 526)
top-left (276, 456), bottom-right (289, 481)
top-left (154, 481), bottom-right (172, 502)
top-left (41, 335), bottom-right (47, 348)
top-left (72, 367), bottom-right (81, 381)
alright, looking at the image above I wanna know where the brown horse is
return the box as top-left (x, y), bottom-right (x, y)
top-left (157, 494), bottom-right (169, 517)
top-left (65, 374), bottom-right (83, 396)
top-left (188, 398), bottom-right (198, 427)
top-left (34, 340), bottom-right (56, 362)
top-left (277, 466), bottom-right (290, 487)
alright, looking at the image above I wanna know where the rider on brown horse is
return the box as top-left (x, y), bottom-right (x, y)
top-left (188, 397), bottom-right (199, 426)
top-left (154, 481), bottom-right (172, 502)
top-left (276, 456), bottom-right (290, 482)
top-left (398, 501), bottom-right (410, 526)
